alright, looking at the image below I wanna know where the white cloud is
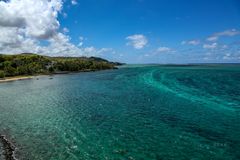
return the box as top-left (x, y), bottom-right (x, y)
top-left (63, 27), bottom-right (69, 33)
top-left (144, 54), bottom-right (150, 57)
top-left (222, 45), bottom-right (228, 49)
top-left (78, 42), bottom-right (83, 47)
top-left (79, 36), bottom-right (84, 41)
top-left (157, 47), bottom-right (172, 53)
top-left (126, 34), bottom-right (148, 49)
top-left (78, 36), bottom-right (84, 47)
top-left (0, 0), bottom-right (109, 57)
top-left (203, 43), bottom-right (218, 49)
top-left (143, 46), bottom-right (173, 57)
top-left (63, 12), bottom-right (68, 18)
top-left (188, 40), bottom-right (200, 45)
top-left (71, 0), bottom-right (78, 5)
top-left (0, 0), bottom-right (62, 39)
top-left (206, 36), bottom-right (218, 42)
top-left (207, 29), bottom-right (240, 41)
top-left (81, 47), bottom-right (113, 57)
top-left (181, 40), bottom-right (200, 45)
top-left (222, 53), bottom-right (236, 60)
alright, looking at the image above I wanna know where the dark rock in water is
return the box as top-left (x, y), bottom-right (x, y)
top-left (0, 135), bottom-right (16, 160)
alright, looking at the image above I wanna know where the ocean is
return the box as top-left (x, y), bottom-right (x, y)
top-left (0, 65), bottom-right (240, 159)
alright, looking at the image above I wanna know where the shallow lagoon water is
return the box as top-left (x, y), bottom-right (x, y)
top-left (0, 65), bottom-right (240, 159)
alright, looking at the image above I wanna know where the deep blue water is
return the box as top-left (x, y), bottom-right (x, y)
top-left (0, 65), bottom-right (240, 160)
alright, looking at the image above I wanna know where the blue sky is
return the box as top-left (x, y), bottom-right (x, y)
top-left (60, 0), bottom-right (240, 63)
top-left (0, 0), bottom-right (240, 63)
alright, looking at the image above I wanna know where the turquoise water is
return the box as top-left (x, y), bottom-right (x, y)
top-left (0, 65), bottom-right (240, 160)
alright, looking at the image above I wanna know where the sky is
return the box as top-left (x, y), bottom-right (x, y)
top-left (0, 0), bottom-right (240, 63)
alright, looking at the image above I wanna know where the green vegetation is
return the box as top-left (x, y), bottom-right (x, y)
top-left (0, 70), bottom-right (5, 78)
top-left (0, 53), bottom-right (121, 77)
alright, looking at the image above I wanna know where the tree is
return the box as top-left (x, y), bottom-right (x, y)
top-left (48, 66), bottom-right (54, 73)
top-left (0, 71), bottom-right (5, 78)
top-left (0, 53), bottom-right (118, 77)
top-left (4, 66), bottom-right (16, 76)
top-left (0, 55), bottom-right (4, 63)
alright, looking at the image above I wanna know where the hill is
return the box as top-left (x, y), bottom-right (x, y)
top-left (0, 53), bottom-right (122, 78)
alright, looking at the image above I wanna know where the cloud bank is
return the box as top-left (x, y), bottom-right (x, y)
top-left (207, 29), bottom-right (240, 42)
top-left (0, 0), bottom-right (109, 57)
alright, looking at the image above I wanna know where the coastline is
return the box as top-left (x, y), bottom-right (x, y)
top-left (0, 135), bottom-right (17, 160)
top-left (0, 68), bottom-right (118, 84)
top-left (0, 53), bottom-right (122, 84)
top-left (0, 76), bottom-right (33, 83)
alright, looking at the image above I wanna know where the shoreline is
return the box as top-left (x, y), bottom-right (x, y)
top-left (0, 135), bottom-right (17, 160)
top-left (0, 68), bottom-right (118, 84)
top-left (0, 76), bottom-right (33, 83)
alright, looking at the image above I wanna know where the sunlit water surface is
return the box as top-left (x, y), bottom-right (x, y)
top-left (0, 65), bottom-right (240, 160)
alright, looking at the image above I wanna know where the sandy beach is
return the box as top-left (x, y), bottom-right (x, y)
top-left (0, 76), bottom-right (33, 83)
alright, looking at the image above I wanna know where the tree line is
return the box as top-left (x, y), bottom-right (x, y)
top-left (0, 53), bottom-right (120, 78)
